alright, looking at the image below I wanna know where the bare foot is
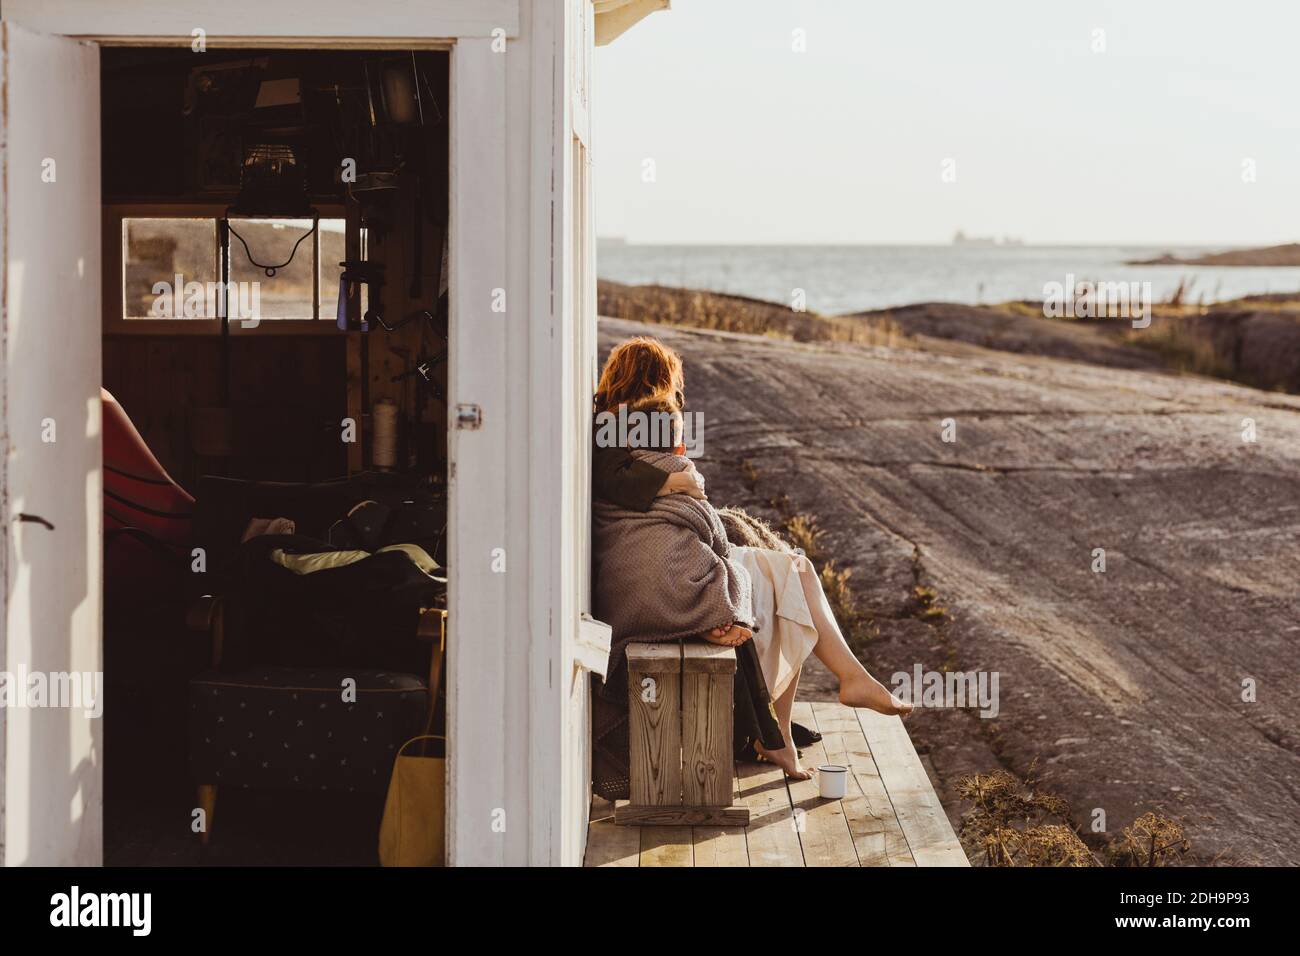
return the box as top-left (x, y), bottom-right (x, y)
top-left (754, 741), bottom-right (813, 780)
top-left (702, 624), bottom-right (752, 647)
top-left (839, 671), bottom-right (914, 716)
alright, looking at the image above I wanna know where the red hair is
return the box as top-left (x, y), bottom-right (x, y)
top-left (594, 336), bottom-right (685, 415)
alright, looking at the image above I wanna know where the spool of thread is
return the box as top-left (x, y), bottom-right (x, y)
top-left (372, 400), bottom-right (399, 470)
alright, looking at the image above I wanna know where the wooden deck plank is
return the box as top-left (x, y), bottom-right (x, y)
top-left (690, 769), bottom-right (749, 867)
top-left (584, 797), bottom-right (640, 867)
top-left (588, 704), bottom-right (965, 868)
top-left (813, 702), bottom-right (915, 867)
top-left (639, 825), bottom-right (694, 867)
top-left (857, 708), bottom-right (969, 867)
top-left (735, 759), bottom-right (804, 866)
top-left (692, 826), bottom-right (749, 866)
top-left (615, 805), bottom-right (748, 825)
top-left (786, 702), bottom-right (860, 867)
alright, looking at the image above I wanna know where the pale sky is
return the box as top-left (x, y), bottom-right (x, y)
top-left (593, 0), bottom-right (1300, 245)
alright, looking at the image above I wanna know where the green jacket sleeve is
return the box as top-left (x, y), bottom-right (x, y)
top-left (592, 442), bottom-right (669, 512)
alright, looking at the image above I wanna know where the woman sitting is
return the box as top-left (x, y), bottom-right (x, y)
top-left (591, 336), bottom-right (910, 781)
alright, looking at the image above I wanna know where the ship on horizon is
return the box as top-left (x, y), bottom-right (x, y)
top-left (953, 229), bottom-right (1024, 247)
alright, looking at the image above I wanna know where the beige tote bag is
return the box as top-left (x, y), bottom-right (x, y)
top-left (379, 734), bottom-right (445, 867)
top-left (380, 608), bottom-right (447, 866)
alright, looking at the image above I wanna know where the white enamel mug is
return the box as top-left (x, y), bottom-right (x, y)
top-left (818, 764), bottom-right (848, 799)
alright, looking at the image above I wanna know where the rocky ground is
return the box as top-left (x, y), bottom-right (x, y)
top-left (598, 315), bottom-right (1300, 866)
top-left (854, 299), bottom-right (1300, 393)
top-left (854, 301), bottom-right (1166, 371)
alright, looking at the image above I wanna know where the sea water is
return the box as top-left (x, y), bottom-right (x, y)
top-left (597, 242), bottom-right (1300, 315)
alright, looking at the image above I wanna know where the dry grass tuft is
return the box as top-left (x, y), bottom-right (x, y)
top-left (1123, 319), bottom-right (1235, 379)
top-left (958, 766), bottom-right (1193, 867)
top-left (1104, 812), bottom-right (1191, 867)
top-left (598, 279), bottom-right (907, 347)
top-left (957, 767), bottom-right (1098, 867)
top-left (781, 513), bottom-right (824, 559)
top-left (911, 584), bottom-right (949, 623)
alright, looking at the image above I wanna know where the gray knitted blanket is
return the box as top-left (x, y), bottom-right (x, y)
top-left (592, 450), bottom-right (753, 684)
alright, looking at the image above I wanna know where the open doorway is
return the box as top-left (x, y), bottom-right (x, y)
top-left (98, 47), bottom-right (451, 865)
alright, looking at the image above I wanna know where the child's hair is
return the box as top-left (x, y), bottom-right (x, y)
top-left (594, 336), bottom-right (685, 415)
top-left (716, 507), bottom-right (794, 552)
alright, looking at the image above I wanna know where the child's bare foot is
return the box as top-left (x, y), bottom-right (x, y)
top-left (839, 671), bottom-right (913, 716)
top-left (702, 624), bottom-right (752, 647)
top-left (754, 741), bottom-right (813, 780)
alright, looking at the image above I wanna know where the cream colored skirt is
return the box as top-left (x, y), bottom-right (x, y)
top-left (730, 546), bottom-right (820, 699)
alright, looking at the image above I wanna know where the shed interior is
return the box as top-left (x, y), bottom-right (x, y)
top-left (99, 46), bottom-right (452, 865)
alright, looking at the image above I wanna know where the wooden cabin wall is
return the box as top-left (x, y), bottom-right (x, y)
top-left (103, 335), bottom-right (348, 489)
top-left (362, 191), bottom-right (449, 476)
top-left (360, 54), bottom-right (450, 480)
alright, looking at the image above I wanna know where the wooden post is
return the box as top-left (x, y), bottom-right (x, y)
top-left (616, 641), bottom-right (750, 827)
top-left (682, 643), bottom-right (735, 807)
top-left (624, 643), bottom-right (681, 808)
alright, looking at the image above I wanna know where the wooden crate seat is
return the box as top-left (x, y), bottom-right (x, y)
top-left (614, 640), bottom-right (750, 827)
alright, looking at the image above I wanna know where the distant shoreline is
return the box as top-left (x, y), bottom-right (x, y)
top-left (597, 243), bottom-right (1300, 316)
top-left (1126, 242), bottom-right (1300, 267)
top-left (597, 278), bottom-right (1300, 396)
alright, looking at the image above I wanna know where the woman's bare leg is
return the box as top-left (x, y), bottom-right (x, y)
top-left (798, 563), bottom-right (912, 716)
top-left (754, 666), bottom-right (812, 780)
top-left (774, 666), bottom-right (798, 738)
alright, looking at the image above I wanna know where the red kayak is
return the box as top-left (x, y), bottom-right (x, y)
top-left (103, 387), bottom-right (193, 565)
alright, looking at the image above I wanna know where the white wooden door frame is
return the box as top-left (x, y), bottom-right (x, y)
top-left (2, 0), bottom-right (521, 44)
top-left (0, 21), bottom-right (104, 866)
top-left (556, 0), bottom-right (598, 868)
top-left (1, 0), bottom-right (578, 866)
top-left (446, 36), bottom-right (511, 866)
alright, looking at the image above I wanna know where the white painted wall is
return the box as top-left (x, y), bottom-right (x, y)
top-left (448, 0), bottom-right (588, 865)
top-left (0, 23), bottom-right (104, 866)
top-left (448, 0), bottom-right (597, 867)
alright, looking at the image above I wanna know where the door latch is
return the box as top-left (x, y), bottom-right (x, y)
top-left (455, 404), bottom-right (482, 430)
